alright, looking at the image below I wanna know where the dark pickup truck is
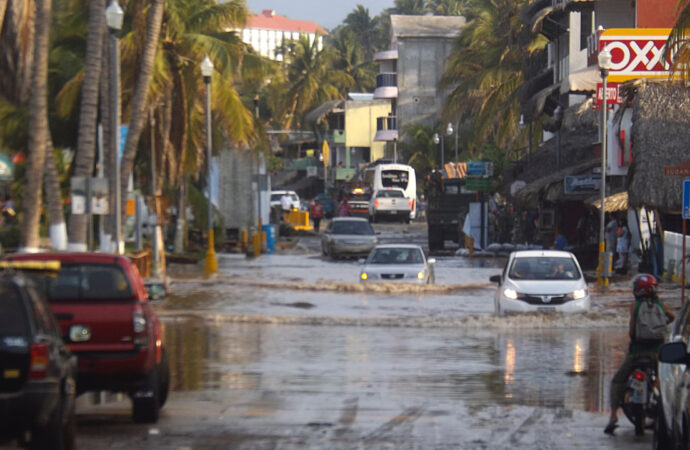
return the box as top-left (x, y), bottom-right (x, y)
top-left (0, 264), bottom-right (77, 448)
top-left (426, 177), bottom-right (477, 251)
top-left (6, 252), bottom-right (170, 424)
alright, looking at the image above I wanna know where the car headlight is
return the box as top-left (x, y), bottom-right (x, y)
top-left (503, 288), bottom-right (518, 300)
top-left (417, 271), bottom-right (425, 280)
top-left (572, 288), bottom-right (588, 300)
top-left (360, 272), bottom-right (368, 280)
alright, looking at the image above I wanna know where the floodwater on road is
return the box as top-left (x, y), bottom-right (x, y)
top-left (74, 228), bottom-right (679, 448)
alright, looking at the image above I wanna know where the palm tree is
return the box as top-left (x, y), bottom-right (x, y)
top-left (66, 0), bottom-right (106, 250)
top-left (426, 0), bottom-right (465, 16)
top-left (140, 0), bottom-right (256, 252)
top-left (667, 1), bottom-right (690, 84)
top-left (343, 5), bottom-right (382, 59)
top-left (440, 0), bottom-right (540, 154)
top-left (390, 0), bottom-right (427, 15)
top-left (279, 34), bottom-right (353, 129)
top-left (21, 0), bottom-right (51, 251)
top-left (329, 28), bottom-right (376, 93)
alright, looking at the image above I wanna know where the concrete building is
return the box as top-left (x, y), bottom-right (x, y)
top-left (373, 15), bottom-right (466, 152)
top-left (307, 94), bottom-right (391, 186)
top-left (239, 9), bottom-right (326, 61)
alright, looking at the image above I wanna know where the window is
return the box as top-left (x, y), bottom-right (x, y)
top-left (377, 190), bottom-right (404, 198)
top-left (0, 284), bottom-right (29, 337)
top-left (381, 170), bottom-right (409, 189)
top-left (48, 264), bottom-right (133, 300)
top-left (509, 257), bottom-right (580, 280)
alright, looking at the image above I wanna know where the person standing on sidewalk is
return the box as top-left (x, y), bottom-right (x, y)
top-left (310, 200), bottom-right (324, 232)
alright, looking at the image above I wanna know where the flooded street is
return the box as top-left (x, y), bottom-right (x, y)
top-left (73, 223), bottom-right (679, 449)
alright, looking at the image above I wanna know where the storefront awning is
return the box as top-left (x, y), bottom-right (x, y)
top-left (567, 65), bottom-right (599, 92)
top-left (589, 191), bottom-right (628, 212)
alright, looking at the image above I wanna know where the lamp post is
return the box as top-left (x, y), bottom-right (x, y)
top-left (201, 55), bottom-right (217, 275)
top-left (597, 48), bottom-right (612, 287)
top-left (106, 0), bottom-right (123, 254)
top-left (433, 133), bottom-right (442, 168)
top-left (445, 122), bottom-right (455, 163)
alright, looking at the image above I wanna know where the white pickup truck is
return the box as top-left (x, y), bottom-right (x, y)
top-left (368, 188), bottom-right (411, 223)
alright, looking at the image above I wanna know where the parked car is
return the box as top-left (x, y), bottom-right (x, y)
top-left (359, 244), bottom-right (435, 284)
top-left (321, 217), bottom-right (378, 259)
top-left (368, 188), bottom-right (411, 223)
top-left (656, 301), bottom-right (690, 449)
top-left (5, 252), bottom-right (170, 424)
top-left (0, 262), bottom-right (77, 448)
top-left (489, 250), bottom-right (590, 315)
top-left (270, 190), bottom-right (301, 210)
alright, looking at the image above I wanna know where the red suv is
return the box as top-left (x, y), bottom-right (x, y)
top-left (6, 252), bottom-right (170, 423)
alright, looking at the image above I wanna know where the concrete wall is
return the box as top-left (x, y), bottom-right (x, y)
top-left (345, 100), bottom-right (390, 161)
top-left (397, 36), bottom-right (455, 131)
top-left (218, 149), bottom-right (270, 234)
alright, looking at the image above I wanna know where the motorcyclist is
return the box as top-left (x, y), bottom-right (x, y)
top-left (604, 273), bottom-right (674, 435)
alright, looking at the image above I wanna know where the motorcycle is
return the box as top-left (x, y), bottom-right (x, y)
top-left (621, 356), bottom-right (659, 436)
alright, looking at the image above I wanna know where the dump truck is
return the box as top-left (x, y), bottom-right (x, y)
top-left (425, 172), bottom-right (477, 251)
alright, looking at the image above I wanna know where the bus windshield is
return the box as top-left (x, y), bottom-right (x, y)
top-left (381, 170), bottom-right (409, 189)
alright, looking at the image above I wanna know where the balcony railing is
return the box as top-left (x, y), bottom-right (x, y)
top-left (376, 116), bottom-right (398, 132)
top-left (376, 73), bottom-right (397, 88)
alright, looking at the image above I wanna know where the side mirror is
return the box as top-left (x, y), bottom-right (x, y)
top-left (145, 282), bottom-right (168, 301)
top-left (489, 275), bottom-right (501, 284)
top-left (659, 341), bottom-right (689, 365)
top-left (428, 258), bottom-right (436, 264)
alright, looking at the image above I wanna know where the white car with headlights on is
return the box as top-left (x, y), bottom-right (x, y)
top-left (489, 250), bottom-right (590, 315)
top-left (359, 244), bottom-right (435, 284)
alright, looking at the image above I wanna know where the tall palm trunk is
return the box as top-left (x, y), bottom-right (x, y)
top-left (119, 0), bottom-right (164, 227)
top-left (100, 27), bottom-right (114, 250)
top-left (44, 141), bottom-right (67, 249)
top-left (20, 0), bottom-right (51, 252)
top-left (67, 0), bottom-right (105, 250)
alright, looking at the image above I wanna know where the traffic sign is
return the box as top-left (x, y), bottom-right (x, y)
top-left (683, 178), bottom-right (690, 219)
top-left (595, 82), bottom-right (621, 104)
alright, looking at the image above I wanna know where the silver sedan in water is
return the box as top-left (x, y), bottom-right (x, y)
top-left (321, 217), bottom-right (378, 259)
top-left (359, 244), bottom-right (435, 284)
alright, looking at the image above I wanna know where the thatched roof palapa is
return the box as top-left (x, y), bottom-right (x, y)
top-left (629, 81), bottom-right (690, 212)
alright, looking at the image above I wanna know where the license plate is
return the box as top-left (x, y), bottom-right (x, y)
top-left (3, 369), bottom-right (19, 379)
top-left (537, 307), bottom-right (555, 312)
top-left (629, 380), bottom-right (647, 403)
top-left (390, 211), bottom-right (397, 214)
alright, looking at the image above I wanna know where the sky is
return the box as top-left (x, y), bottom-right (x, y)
top-left (244, 0), bottom-right (394, 31)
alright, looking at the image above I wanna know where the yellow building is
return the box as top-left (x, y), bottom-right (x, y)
top-left (344, 95), bottom-right (391, 166)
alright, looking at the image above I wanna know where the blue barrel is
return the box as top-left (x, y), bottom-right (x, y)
top-left (262, 224), bottom-right (275, 253)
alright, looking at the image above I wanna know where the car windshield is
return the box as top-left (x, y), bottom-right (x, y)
top-left (369, 248), bottom-right (423, 264)
top-left (331, 221), bottom-right (374, 235)
top-left (508, 257), bottom-right (580, 280)
top-left (40, 264), bottom-right (134, 300)
top-left (270, 194), bottom-right (282, 202)
top-left (377, 190), bottom-right (404, 198)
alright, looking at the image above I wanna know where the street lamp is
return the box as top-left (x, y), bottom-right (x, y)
top-left (597, 48), bottom-right (612, 287)
top-left (201, 55), bottom-right (217, 275)
top-left (433, 132), bottom-right (442, 168)
top-left (445, 122), bottom-right (455, 163)
top-left (106, 0), bottom-right (123, 254)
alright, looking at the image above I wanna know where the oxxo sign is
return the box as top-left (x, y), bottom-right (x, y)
top-left (599, 28), bottom-right (674, 83)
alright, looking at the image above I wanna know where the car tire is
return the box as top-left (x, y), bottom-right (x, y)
top-left (132, 367), bottom-right (160, 424)
top-left (653, 402), bottom-right (672, 450)
top-left (31, 396), bottom-right (74, 450)
top-left (158, 348), bottom-right (171, 408)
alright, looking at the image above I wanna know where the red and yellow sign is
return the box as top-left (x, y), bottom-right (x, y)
top-left (599, 28), bottom-right (674, 83)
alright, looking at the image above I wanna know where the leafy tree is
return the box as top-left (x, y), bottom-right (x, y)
top-left (667, 1), bottom-right (690, 84)
top-left (440, 0), bottom-right (544, 157)
top-left (329, 28), bottom-right (376, 93)
top-left (278, 34), bottom-right (353, 129)
top-left (343, 5), bottom-right (382, 59)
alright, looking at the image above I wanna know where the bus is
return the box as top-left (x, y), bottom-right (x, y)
top-left (362, 163), bottom-right (417, 219)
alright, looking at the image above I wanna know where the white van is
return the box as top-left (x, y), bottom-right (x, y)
top-left (362, 163), bottom-right (417, 219)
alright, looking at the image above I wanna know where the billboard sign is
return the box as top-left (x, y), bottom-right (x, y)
top-left (599, 28), bottom-right (674, 83)
top-left (467, 161), bottom-right (494, 177)
top-left (564, 175), bottom-right (601, 194)
top-left (595, 82), bottom-right (621, 104)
